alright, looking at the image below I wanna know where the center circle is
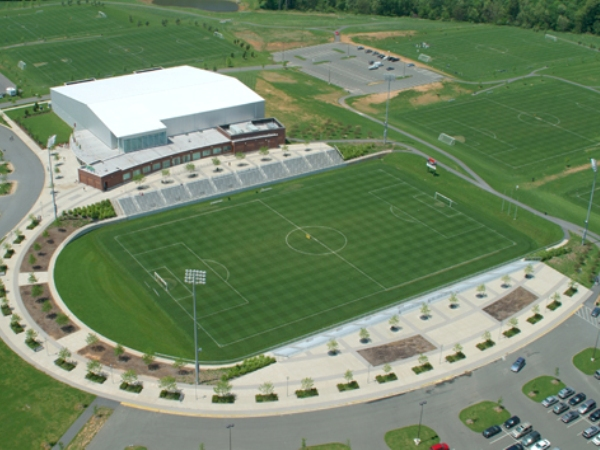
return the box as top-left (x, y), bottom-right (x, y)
top-left (285, 226), bottom-right (347, 255)
top-left (517, 112), bottom-right (560, 127)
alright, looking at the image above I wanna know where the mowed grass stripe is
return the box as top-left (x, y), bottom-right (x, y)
top-left (55, 154), bottom-right (554, 362)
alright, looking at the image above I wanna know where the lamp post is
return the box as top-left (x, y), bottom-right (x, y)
top-left (226, 423), bottom-right (235, 450)
top-left (328, 61), bottom-right (331, 85)
top-left (415, 400), bottom-right (427, 445)
top-left (286, 376), bottom-right (289, 397)
top-left (383, 74), bottom-right (394, 144)
top-left (47, 135), bottom-right (58, 221)
top-left (592, 321), bottom-right (600, 361)
top-left (184, 269), bottom-right (206, 393)
top-left (583, 158), bottom-right (598, 244)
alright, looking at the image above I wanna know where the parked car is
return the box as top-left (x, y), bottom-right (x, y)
top-left (365, 49), bottom-right (372, 53)
top-left (542, 396), bottom-right (559, 407)
top-left (429, 444), bottom-right (449, 450)
top-left (569, 393), bottom-right (587, 406)
top-left (561, 411), bottom-right (580, 423)
top-left (511, 357), bottom-right (526, 372)
top-left (592, 434), bottom-right (600, 446)
top-left (590, 409), bottom-right (600, 422)
top-left (511, 423), bottom-right (533, 439)
top-left (386, 67), bottom-right (395, 71)
top-left (357, 46), bottom-right (364, 50)
top-left (578, 399), bottom-right (597, 414)
top-left (583, 426), bottom-right (600, 439)
top-left (553, 402), bottom-right (569, 415)
top-left (595, 369), bottom-right (600, 380)
top-left (520, 431), bottom-right (541, 447)
top-left (407, 63), bottom-right (415, 67)
top-left (591, 306), bottom-right (600, 318)
top-left (558, 387), bottom-right (575, 399)
top-left (532, 440), bottom-right (551, 450)
top-left (505, 444), bottom-right (524, 450)
top-left (483, 425), bottom-right (502, 438)
top-left (504, 416), bottom-right (521, 429)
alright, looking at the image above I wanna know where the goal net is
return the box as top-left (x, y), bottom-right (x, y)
top-left (154, 272), bottom-right (168, 291)
top-left (438, 133), bottom-right (456, 146)
top-left (545, 34), bottom-right (557, 42)
top-left (418, 53), bottom-right (432, 63)
top-left (434, 192), bottom-right (455, 207)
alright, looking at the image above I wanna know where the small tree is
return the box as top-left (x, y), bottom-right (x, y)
top-left (501, 274), bottom-right (511, 287)
top-left (453, 343), bottom-right (463, 354)
top-left (159, 376), bottom-right (177, 393)
top-left (86, 333), bottom-right (99, 348)
top-left (58, 347), bottom-right (71, 362)
top-left (86, 359), bottom-right (101, 375)
top-left (55, 313), bottom-right (69, 326)
top-left (31, 284), bottom-right (43, 298)
top-left (483, 330), bottom-right (492, 342)
top-left (235, 152), bottom-right (246, 160)
top-left (121, 369), bottom-right (138, 385)
top-left (359, 328), bottom-right (370, 343)
top-left (327, 339), bottom-right (339, 355)
top-left (383, 363), bottom-right (392, 374)
top-left (33, 242), bottom-right (41, 252)
top-left (532, 304), bottom-right (540, 316)
top-left (42, 230), bottom-right (49, 239)
top-left (418, 354), bottom-right (429, 366)
top-left (568, 280), bottom-right (578, 291)
top-left (282, 144), bottom-right (289, 155)
top-left (28, 272), bottom-right (37, 283)
top-left (185, 163), bottom-right (195, 175)
top-left (42, 300), bottom-right (52, 314)
top-left (114, 343), bottom-right (125, 360)
top-left (161, 169), bottom-right (170, 179)
top-left (133, 173), bottom-right (145, 186)
top-left (11, 313), bottom-right (21, 325)
top-left (508, 317), bottom-right (519, 329)
top-left (420, 303), bottom-right (431, 318)
top-left (259, 146), bottom-right (269, 156)
top-left (213, 377), bottom-right (233, 397)
top-left (476, 284), bottom-right (486, 297)
top-left (497, 396), bottom-right (504, 409)
top-left (389, 314), bottom-right (400, 330)
top-left (28, 253), bottom-right (37, 267)
top-left (301, 377), bottom-right (314, 391)
top-left (258, 381), bottom-right (274, 396)
top-left (142, 351), bottom-right (156, 368)
top-left (212, 157), bottom-right (221, 169)
top-left (173, 357), bottom-right (186, 373)
top-left (449, 292), bottom-right (459, 308)
top-left (552, 292), bottom-right (561, 303)
top-left (524, 263), bottom-right (534, 278)
top-left (344, 369), bottom-right (353, 383)
top-left (25, 328), bottom-right (38, 342)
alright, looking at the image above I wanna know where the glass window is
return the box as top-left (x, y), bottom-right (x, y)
top-left (173, 157), bottom-right (181, 165)
top-left (223, 145), bottom-right (232, 152)
top-left (122, 172), bottom-right (131, 180)
top-left (192, 152), bottom-right (201, 161)
top-left (143, 166), bottom-right (151, 173)
top-left (152, 163), bottom-right (161, 171)
top-left (133, 169), bottom-right (141, 176)
top-left (213, 147), bottom-right (221, 155)
top-left (202, 149), bottom-right (211, 157)
top-left (183, 155), bottom-right (190, 163)
top-left (162, 160), bottom-right (171, 169)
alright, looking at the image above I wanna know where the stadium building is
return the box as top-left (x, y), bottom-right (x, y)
top-left (51, 66), bottom-right (285, 190)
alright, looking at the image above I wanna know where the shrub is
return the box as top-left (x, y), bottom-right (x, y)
top-left (224, 355), bottom-right (276, 380)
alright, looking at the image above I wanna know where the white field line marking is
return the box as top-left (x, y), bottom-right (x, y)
top-left (258, 199), bottom-right (386, 290)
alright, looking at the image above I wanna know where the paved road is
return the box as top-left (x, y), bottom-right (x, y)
top-left (0, 124), bottom-right (45, 238)
top-left (87, 312), bottom-right (600, 450)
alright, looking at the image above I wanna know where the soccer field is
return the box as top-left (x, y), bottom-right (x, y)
top-left (55, 155), bottom-right (555, 362)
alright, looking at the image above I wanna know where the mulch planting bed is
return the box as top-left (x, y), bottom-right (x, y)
top-left (483, 287), bottom-right (538, 321)
top-left (358, 335), bottom-right (436, 366)
top-left (19, 283), bottom-right (79, 339)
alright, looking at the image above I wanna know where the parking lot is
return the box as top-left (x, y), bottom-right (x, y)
top-left (273, 42), bottom-right (444, 95)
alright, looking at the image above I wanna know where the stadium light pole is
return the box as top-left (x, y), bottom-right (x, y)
top-left (383, 74), bottom-right (394, 144)
top-left (226, 423), bottom-right (235, 450)
top-left (415, 400), bottom-right (427, 445)
top-left (582, 158), bottom-right (598, 245)
top-left (185, 269), bottom-right (206, 392)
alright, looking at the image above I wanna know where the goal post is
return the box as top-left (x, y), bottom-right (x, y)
top-left (434, 192), bottom-right (456, 207)
top-left (154, 272), bottom-right (168, 291)
top-left (545, 34), bottom-right (558, 42)
top-left (438, 133), bottom-right (456, 146)
top-left (418, 53), bottom-right (432, 63)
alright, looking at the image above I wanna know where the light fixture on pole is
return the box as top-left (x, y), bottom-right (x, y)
top-left (592, 321), bottom-right (600, 362)
top-left (415, 400), bottom-right (427, 445)
top-left (226, 423), bottom-right (235, 450)
top-left (383, 74), bottom-right (394, 144)
top-left (47, 134), bottom-right (58, 221)
top-left (185, 269), bottom-right (206, 394)
top-left (583, 158), bottom-right (598, 244)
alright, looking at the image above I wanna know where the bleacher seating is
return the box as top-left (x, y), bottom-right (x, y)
top-left (161, 185), bottom-right (191, 204)
top-left (325, 148), bottom-right (344, 164)
top-left (305, 151), bottom-right (335, 170)
top-left (118, 197), bottom-right (140, 216)
top-left (237, 168), bottom-right (266, 186)
top-left (283, 156), bottom-right (311, 176)
top-left (136, 191), bottom-right (166, 212)
top-left (212, 173), bottom-right (240, 192)
top-left (260, 162), bottom-right (288, 181)
top-left (187, 179), bottom-right (215, 199)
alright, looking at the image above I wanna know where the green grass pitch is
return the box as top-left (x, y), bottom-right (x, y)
top-left (54, 154), bottom-right (558, 362)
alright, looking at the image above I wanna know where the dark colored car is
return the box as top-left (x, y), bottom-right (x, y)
top-left (483, 425), bottom-right (502, 438)
top-left (504, 416), bottom-right (521, 429)
top-left (590, 409), bottom-right (600, 422)
top-left (386, 67), bottom-right (395, 71)
top-left (407, 63), bottom-right (415, 67)
top-left (511, 357), bottom-right (526, 373)
top-left (583, 426), bottom-right (600, 439)
top-left (558, 387), bottom-right (575, 399)
top-left (591, 306), bottom-right (600, 318)
top-left (357, 46), bottom-right (364, 50)
top-left (520, 431), bottom-right (541, 447)
top-left (553, 402), bottom-right (569, 415)
top-left (365, 49), bottom-right (372, 53)
top-left (561, 410), bottom-right (580, 423)
top-left (569, 392), bottom-right (586, 406)
top-left (505, 444), bottom-right (524, 450)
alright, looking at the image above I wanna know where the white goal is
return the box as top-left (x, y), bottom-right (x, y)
top-left (545, 34), bottom-right (558, 42)
top-left (154, 272), bottom-right (168, 291)
top-left (438, 133), bottom-right (456, 146)
top-left (418, 53), bottom-right (432, 63)
top-left (434, 192), bottom-right (455, 207)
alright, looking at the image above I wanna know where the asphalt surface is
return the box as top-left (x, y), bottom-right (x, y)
top-left (0, 124), bottom-right (45, 238)
top-left (86, 311), bottom-right (600, 450)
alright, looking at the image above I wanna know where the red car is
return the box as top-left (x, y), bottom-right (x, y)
top-left (430, 444), bottom-right (449, 450)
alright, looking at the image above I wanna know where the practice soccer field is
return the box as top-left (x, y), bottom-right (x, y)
top-left (55, 155), bottom-right (553, 362)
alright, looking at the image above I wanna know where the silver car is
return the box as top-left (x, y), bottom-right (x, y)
top-left (542, 396), bottom-right (559, 407)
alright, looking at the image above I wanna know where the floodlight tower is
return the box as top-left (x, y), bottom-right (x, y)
top-left (383, 74), bottom-right (395, 144)
top-left (582, 158), bottom-right (598, 244)
top-left (185, 269), bottom-right (206, 390)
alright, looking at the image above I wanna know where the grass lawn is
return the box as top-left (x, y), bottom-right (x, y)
top-left (0, 337), bottom-right (95, 449)
top-left (521, 375), bottom-right (565, 402)
top-left (573, 348), bottom-right (600, 375)
top-left (55, 153), bottom-right (560, 363)
top-left (385, 425), bottom-right (440, 449)
top-left (459, 401), bottom-right (511, 432)
top-left (5, 107), bottom-right (72, 147)
top-left (306, 444), bottom-right (351, 450)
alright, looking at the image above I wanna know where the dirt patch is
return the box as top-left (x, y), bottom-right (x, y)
top-left (410, 92), bottom-right (452, 107)
top-left (261, 71), bottom-right (297, 83)
top-left (526, 163), bottom-right (591, 189)
top-left (234, 30), bottom-right (264, 50)
top-left (483, 287), bottom-right (538, 321)
top-left (256, 78), bottom-right (312, 121)
top-left (454, 136), bottom-right (466, 143)
top-left (358, 335), bottom-right (436, 366)
top-left (315, 91), bottom-right (342, 106)
top-left (352, 90), bottom-right (402, 114)
top-left (340, 30), bottom-right (416, 44)
top-left (33, 62), bottom-right (47, 68)
top-left (20, 283), bottom-right (79, 340)
top-left (65, 406), bottom-right (113, 450)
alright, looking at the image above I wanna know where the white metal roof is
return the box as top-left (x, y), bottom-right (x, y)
top-left (52, 66), bottom-right (264, 139)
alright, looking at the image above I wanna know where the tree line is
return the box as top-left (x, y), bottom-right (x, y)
top-left (260, 0), bottom-right (600, 36)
